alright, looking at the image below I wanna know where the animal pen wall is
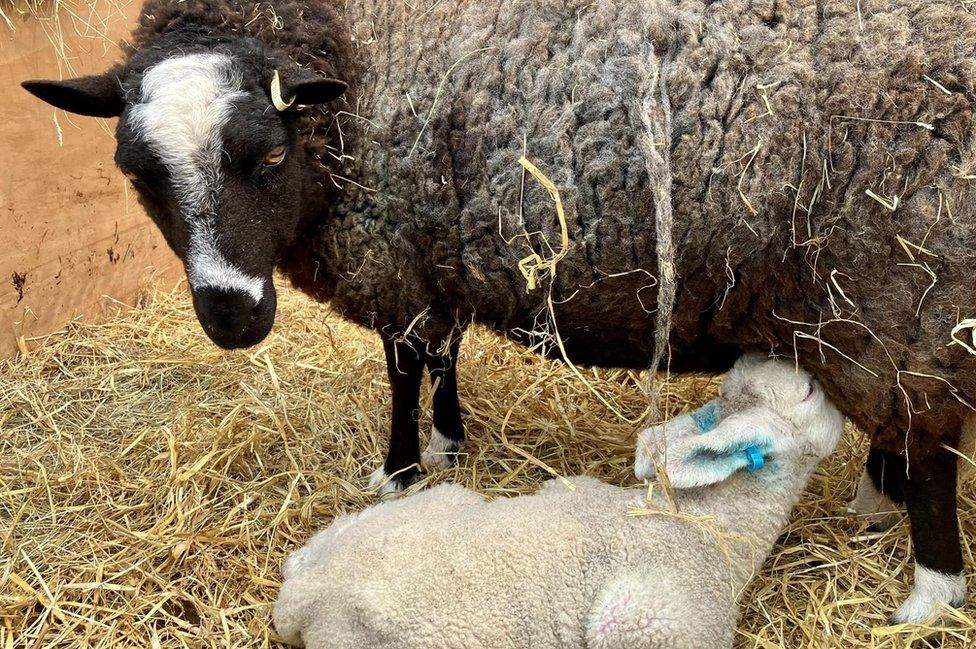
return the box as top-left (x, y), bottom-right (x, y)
top-left (0, 3), bottom-right (176, 358)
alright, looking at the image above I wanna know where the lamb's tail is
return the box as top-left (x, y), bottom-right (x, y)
top-left (585, 572), bottom-right (731, 649)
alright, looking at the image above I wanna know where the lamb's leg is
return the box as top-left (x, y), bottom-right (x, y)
top-left (847, 448), bottom-right (904, 531)
top-left (422, 337), bottom-right (464, 470)
top-left (370, 337), bottom-right (424, 495)
top-left (586, 573), bottom-right (733, 649)
top-left (891, 446), bottom-right (966, 624)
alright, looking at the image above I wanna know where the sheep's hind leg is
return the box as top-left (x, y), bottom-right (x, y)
top-left (890, 446), bottom-right (966, 625)
top-left (846, 448), bottom-right (904, 531)
top-left (370, 337), bottom-right (425, 496)
top-left (422, 337), bottom-right (464, 470)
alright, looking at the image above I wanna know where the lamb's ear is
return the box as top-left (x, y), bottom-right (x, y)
top-left (21, 72), bottom-right (124, 118)
top-left (270, 68), bottom-right (347, 110)
top-left (663, 410), bottom-right (778, 489)
top-left (635, 408), bottom-right (711, 481)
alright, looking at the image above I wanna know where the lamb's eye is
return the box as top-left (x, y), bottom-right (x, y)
top-left (123, 171), bottom-right (140, 184)
top-left (263, 145), bottom-right (287, 166)
top-left (802, 381), bottom-right (816, 401)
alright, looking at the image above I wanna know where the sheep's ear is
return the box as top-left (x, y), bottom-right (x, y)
top-left (270, 68), bottom-right (346, 110)
top-left (635, 406), bottom-right (714, 481)
top-left (663, 411), bottom-right (777, 489)
top-left (21, 72), bottom-right (124, 118)
top-left (288, 76), bottom-right (347, 105)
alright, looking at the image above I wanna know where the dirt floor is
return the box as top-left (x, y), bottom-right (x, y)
top-left (1, 285), bottom-right (975, 648)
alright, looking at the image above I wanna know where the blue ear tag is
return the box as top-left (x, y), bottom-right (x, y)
top-left (743, 446), bottom-right (765, 472)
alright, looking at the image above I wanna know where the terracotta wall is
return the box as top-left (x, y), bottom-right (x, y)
top-left (0, 3), bottom-right (178, 357)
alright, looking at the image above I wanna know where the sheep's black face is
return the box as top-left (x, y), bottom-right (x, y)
top-left (21, 40), bottom-right (346, 350)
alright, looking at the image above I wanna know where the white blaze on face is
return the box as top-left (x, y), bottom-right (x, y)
top-left (128, 53), bottom-right (265, 303)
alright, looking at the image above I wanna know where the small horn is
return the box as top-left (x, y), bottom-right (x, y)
top-left (271, 70), bottom-right (295, 111)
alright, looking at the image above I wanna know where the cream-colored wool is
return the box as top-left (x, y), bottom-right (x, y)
top-left (274, 356), bottom-right (844, 649)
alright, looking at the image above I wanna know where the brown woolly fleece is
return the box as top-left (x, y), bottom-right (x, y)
top-left (131, 0), bottom-right (976, 458)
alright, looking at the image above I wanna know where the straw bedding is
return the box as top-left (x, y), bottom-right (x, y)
top-left (1, 284), bottom-right (974, 648)
top-left (0, 0), bottom-right (130, 74)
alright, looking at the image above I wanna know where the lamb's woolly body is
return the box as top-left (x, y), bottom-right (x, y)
top-left (275, 479), bottom-right (794, 649)
top-left (132, 0), bottom-right (976, 457)
top-left (274, 358), bottom-right (841, 649)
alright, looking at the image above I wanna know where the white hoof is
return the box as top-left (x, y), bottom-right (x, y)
top-left (890, 566), bottom-right (966, 624)
top-left (368, 467), bottom-right (406, 497)
top-left (422, 426), bottom-right (461, 470)
top-left (846, 469), bottom-right (902, 529)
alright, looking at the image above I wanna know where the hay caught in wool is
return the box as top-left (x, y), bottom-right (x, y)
top-left (1, 284), bottom-right (975, 648)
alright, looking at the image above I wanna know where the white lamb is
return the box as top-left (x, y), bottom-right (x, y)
top-left (273, 355), bottom-right (844, 649)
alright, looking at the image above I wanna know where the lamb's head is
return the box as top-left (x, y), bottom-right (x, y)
top-left (21, 35), bottom-right (347, 350)
top-left (652, 355), bottom-right (845, 489)
top-left (720, 354), bottom-right (845, 461)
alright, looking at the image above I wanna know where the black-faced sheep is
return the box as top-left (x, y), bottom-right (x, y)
top-left (21, 0), bottom-right (976, 621)
top-left (272, 356), bottom-right (845, 648)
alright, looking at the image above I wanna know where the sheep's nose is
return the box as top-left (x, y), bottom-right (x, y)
top-left (191, 286), bottom-right (273, 349)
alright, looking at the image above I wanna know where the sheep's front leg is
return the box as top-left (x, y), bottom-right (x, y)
top-left (370, 337), bottom-right (424, 495)
top-left (890, 446), bottom-right (966, 624)
top-left (423, 338), bottom-right (464, 470)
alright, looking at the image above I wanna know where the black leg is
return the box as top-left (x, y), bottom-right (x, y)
top-left (373, 337), bottom-right (425, 493)
top-left (890, 446), bottom-right (966, 624)
top-left (866, 447), bottom-right (906, 505)
top-left (423, 338), bottom-right (464, 468)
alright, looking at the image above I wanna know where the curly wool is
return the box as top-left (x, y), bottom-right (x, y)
top-left (662, 0), bottom-right (976, 456)
top-left (130, 0), bottom-right (976, 456)
top-left (275, 479), bottom-right (740, 649)
top-left (320, 0), bottom-right (976, 456)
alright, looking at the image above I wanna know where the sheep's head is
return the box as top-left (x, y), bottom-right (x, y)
top-left (642, 355), bottom-right (845, 489)
top-left (21, 36), bottom-right (347, 350)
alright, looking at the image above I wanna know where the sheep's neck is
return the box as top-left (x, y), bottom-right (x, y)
top-left (679, 456), bottom-right (821, 593)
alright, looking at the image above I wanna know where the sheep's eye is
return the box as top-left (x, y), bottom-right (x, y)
top-left (263, 145), bottom-right (287, 167)
top-left (123, 171), bottom-right (140, 184)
